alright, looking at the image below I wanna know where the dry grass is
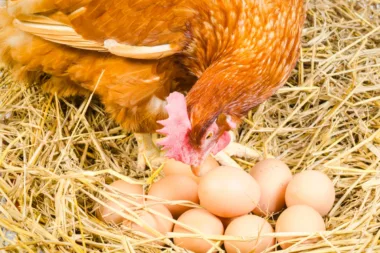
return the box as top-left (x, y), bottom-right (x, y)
top-left (1, 0), bottom-right (380, 252)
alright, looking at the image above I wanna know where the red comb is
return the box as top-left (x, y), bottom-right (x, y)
top-left (156, 92), bottom-right (193, 162)
top-left (157, 92), bottom-right (232, 165)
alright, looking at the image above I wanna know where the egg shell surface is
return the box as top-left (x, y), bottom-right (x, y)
top-left (122, 201), bottom-right (173, 237)
top-left (198, 166), bottom-right (261, 218)
top-left (275, 205), bottom-right (326, 249)
top-left (163, 156), bottom-right (219, 183)
top-left (250, 158), bottom-right (292, 216)
top-left (285, 170), bottom-right (335, 216)
top-left (148, 174), bottom-right (199, 218)
top-left (224, 215), bottom-right (275, 253)
top-left (97, 180), bottom-right (144, 224)
top-left (173, 208), bottom-right (224, 253)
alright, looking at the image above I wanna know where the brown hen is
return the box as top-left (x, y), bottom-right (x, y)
top-left (0, 0), bottom-right (305, 174)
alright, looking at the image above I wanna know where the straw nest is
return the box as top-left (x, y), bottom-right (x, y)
top-left (1, 0), bottom-right (380, 252)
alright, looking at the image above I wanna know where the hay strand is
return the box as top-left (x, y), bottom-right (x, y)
top-left (1, 0), bottom-right (380, 252)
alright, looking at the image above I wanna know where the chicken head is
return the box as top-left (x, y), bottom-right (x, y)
top-left (157, 92), bottom-right (232, 175)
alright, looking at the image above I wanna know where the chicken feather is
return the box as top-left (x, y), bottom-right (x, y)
top-left (13, 15), bottom-right (179, 58)
top-left (0, 0), bottom-right (305, 167)
top-left (0, 7), bottom-right (194, 132)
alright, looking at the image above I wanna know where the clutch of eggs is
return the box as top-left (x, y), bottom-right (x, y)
top-left (96, 156), bottom-right (335, 252)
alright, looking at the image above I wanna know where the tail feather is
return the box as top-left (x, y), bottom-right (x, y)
top-left (0, 1), bottom-right (177, 133)
top-left (0, 5), bottom-right (99, 91)
top-left (0, 6), bottom-right (81, 93)
top-left (0, 7), bottom-right (18, 67)
top-left (7, 0), bottom-right (56, 17)
top-left (0, 7), bottom-right (39, 82)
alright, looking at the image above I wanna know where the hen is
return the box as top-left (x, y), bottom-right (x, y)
top-left (0, 0), bottom-right (305, 175)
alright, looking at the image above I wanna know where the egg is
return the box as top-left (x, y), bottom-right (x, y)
top-left (162, 159), bottom-right (196, 181)
top-left (123, 210), bottom-right (156, 234)
top-left (275, 205), bottom-right (326, 249)
top-left (250, 158), bottom-right (292, 216)
top-left (285, 170), bottom-right (335, 216)
top-left (148, 174), bottom-right (199, 218)
top-left (163, 156), bottom-right (219, 183)
top-left (173, 208), bottom-right (224, 253)
top-left (198, 166), bottom-right (261, 218)
top-left (122, 201), bottom-right (173, 238)
top-left (97, 180), bottom-right (144, 224)
top-left (224, 215), bottom-right (275, 253)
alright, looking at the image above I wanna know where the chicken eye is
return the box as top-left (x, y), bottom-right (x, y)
top-left (206, 132), bottom-right (213, 139)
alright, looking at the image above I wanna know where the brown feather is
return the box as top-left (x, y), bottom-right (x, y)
top-left (184, 0), bottom-right (305, 145)
top-left (0, 7), bottom-right (194, 132)
top-left (58, 0), bottom-right (194, 47)
top-left (1, 0), bottom-right (305, 140)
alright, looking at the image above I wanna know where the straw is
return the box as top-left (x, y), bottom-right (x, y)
top-left (1, 0), bottom-right (380, 251)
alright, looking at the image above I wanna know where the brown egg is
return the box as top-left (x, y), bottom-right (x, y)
top-left (105, 180), bottom-right (144, 197)
top-left (122, 201), bottom-right (173, 237)
top-left (162, 159), bottom-right (196, 181)
top-left (224, 215), bottom-right (275, 253)
top-left (148, 174), bottom-right (199, 218)
top-left (250, 159), bottom-right (292, 216)
top-left (97, 199), bottom-right (134, 225)
top-left (198, 166), bottom-right (261, 218)
top-left (123, 210), bottom-right (156, 234)
top-left (285, 170), bottom-right (335, 216)
top-left (191, 155), bottom-right (221, 177)
top-left (97, 180), bottom-right (144, 224)
top-left (173, 209), bottom-right (224, 253)
top-left (163, 156), bottom-right (219, 183)
top-left (275, 205), bottom-right (326, 249)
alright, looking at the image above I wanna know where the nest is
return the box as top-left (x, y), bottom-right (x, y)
top-left (1, 0), bottom-right (380, 252)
